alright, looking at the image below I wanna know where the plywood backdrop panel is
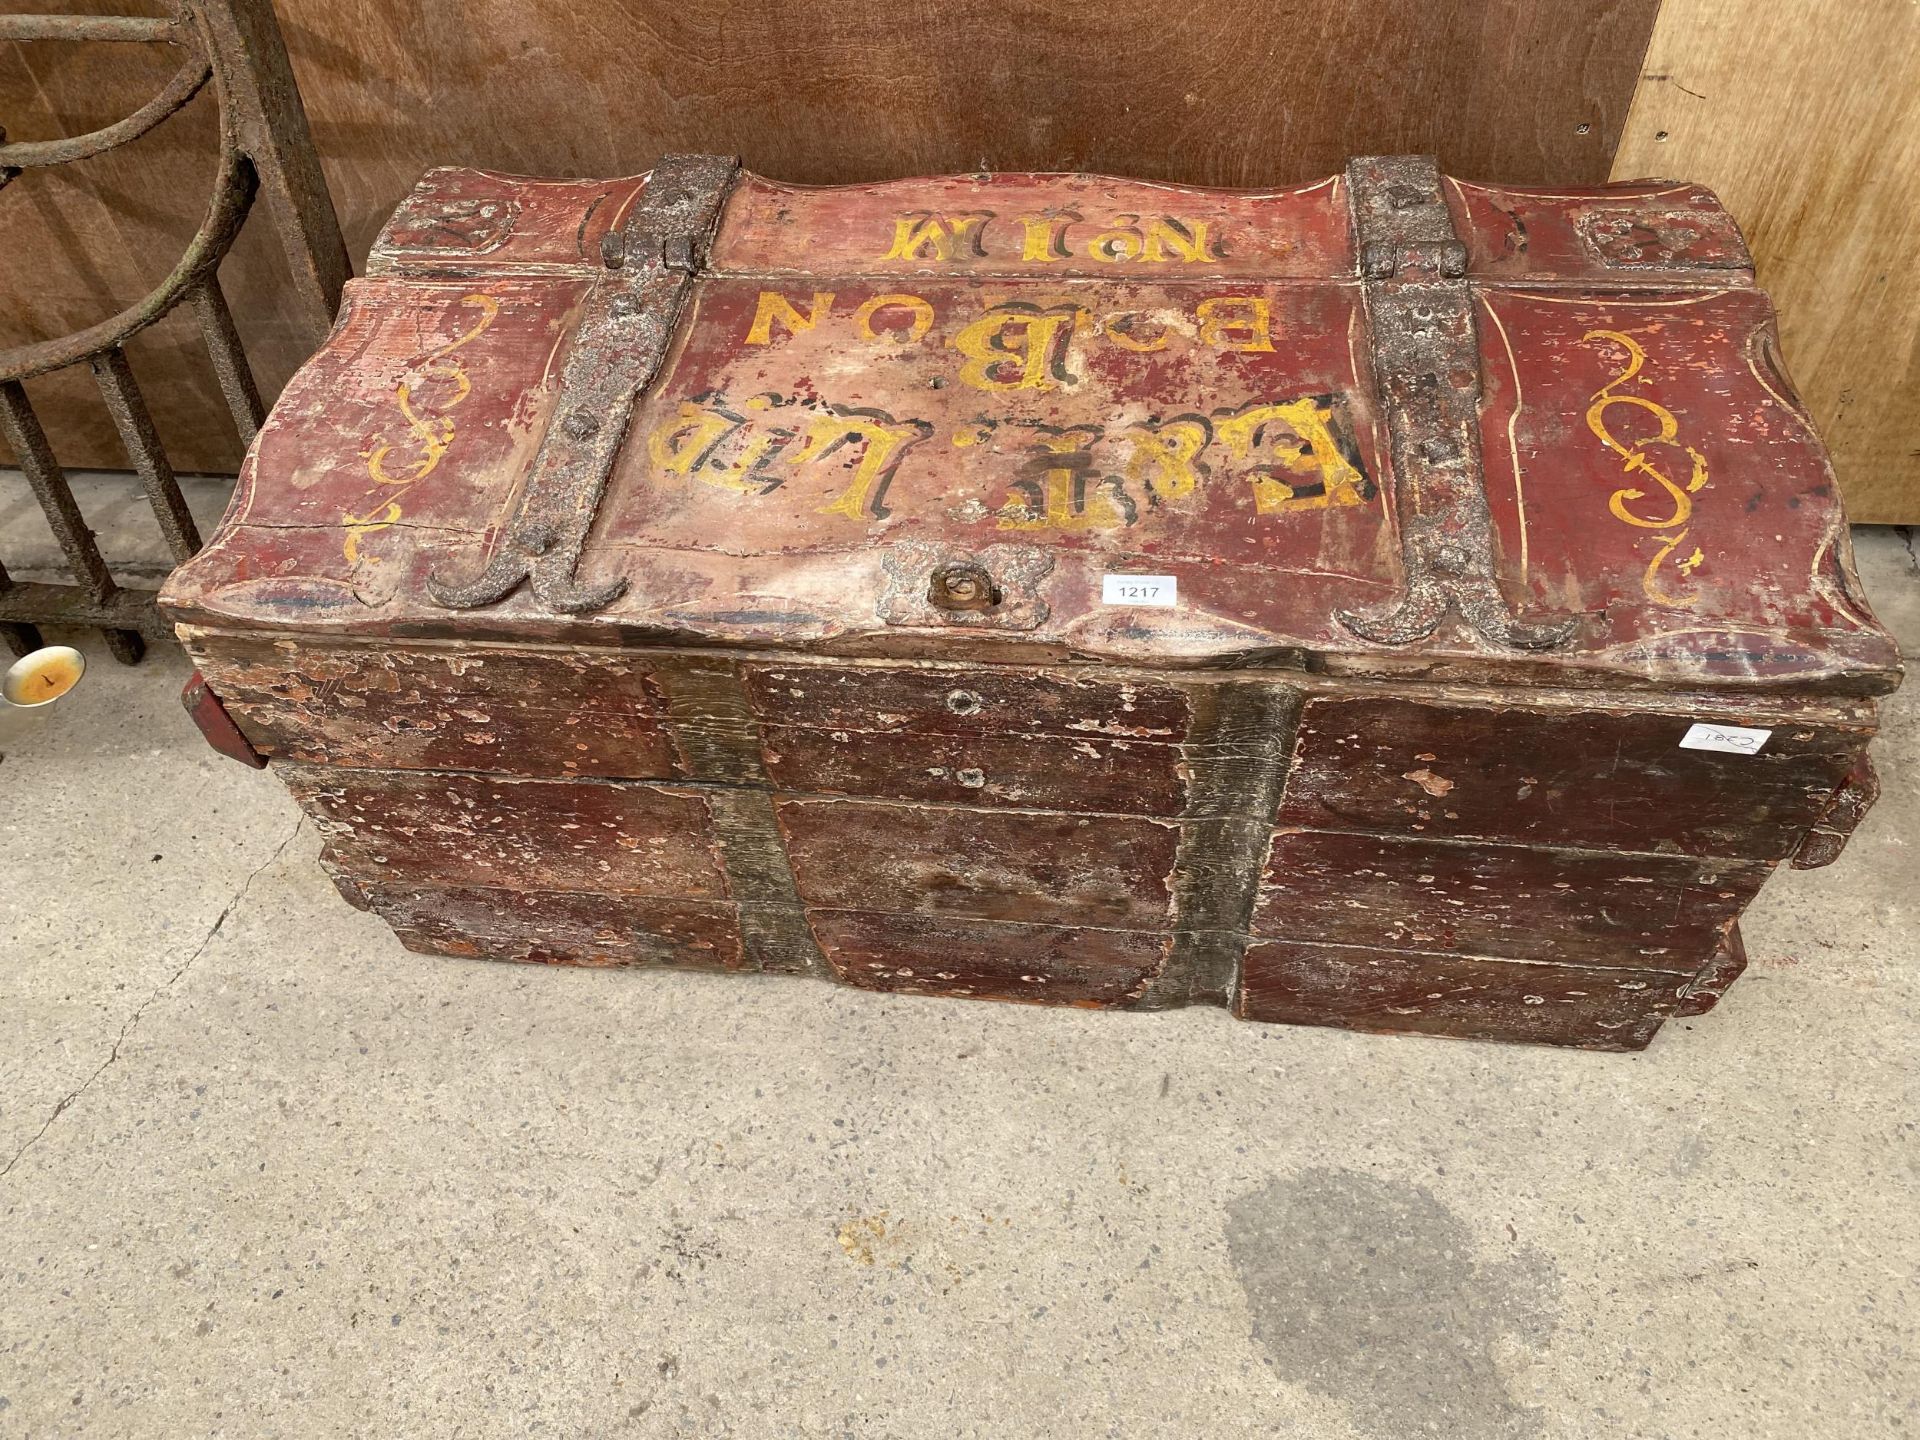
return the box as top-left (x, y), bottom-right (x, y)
top-left (3, 0), bottom-right (1658, 472)
top-left (1611, 0), bottom-right (1920, 522)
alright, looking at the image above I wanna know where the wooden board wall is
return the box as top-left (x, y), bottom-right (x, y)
top-left (3, 0), bottom-right (1658, 474)
top-left (1611, 0), bottom-right (1920, 523)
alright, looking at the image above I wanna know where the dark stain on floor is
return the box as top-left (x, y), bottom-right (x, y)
top-left (1225, 1168), bottom-right (1560, 1439)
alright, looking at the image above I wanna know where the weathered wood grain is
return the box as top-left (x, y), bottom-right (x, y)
top-left (1611, 0), bottom-right (1920, 522)
top-left (1255, 829), bottom-right (1767, 967)
top-left (811, 909), bottom-right (1170, 1009)
top-left (1238, 939), bottom-right (1683, 1050)
top-left (760, 725), bottom-right (1187, 816)
top-left (1674, 922), bottom-right (1746, 1017)
top-left (282, 765), bottom-right (730, 896)
top-left (360, 883), bottom-right (746, 969)
top-left (1277, 695), bottom-right (1871, 861)
top-left (741, 664), bottom-right (1190, 741)
top-left (189, 635), bottom-right (680, 778)
top-left (776, 797), bottom-right (1180, 931)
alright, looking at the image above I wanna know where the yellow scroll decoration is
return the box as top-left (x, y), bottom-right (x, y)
top-left (345, 293), bottom-right (500, 564)
top-left (1581, 329), bottom-right (1709, 608)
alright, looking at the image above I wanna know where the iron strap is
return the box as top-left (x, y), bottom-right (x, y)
top-left (427, 153), bottom-right (741, 614)
top-left (1338, 154), bottom-right (1575, 652)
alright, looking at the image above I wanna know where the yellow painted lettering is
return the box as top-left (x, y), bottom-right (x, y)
top-left (1142, 217), bottom-right (1216, 263)
top-left (1216, 399), bottom-right (1367, 513)
top-left (648, 400), bottom-right (789, 492)
top-left (853, 293), bottom-right (936, 342)
top-left (1088, 217), bottom-right (1144, 263)
top-left (1020, 215), bottom-right (1073, 262)
top-left (649, 402), bottom-right (737, 477)
top-left (1197, 296), bottom-right (1275, 353)
top-left (342, 500), bottom-right (403, 566)
top-left (745, 291), bottom-right (834, 346)
top-left (951, 307), bottom-right (1081, 392)
top-left (1125, 419), bottom-right (1211, 503)
top-left (788, 412), bottom-right (931, 521)
top-left (881, 212), bottom-right (990, 262)
top-left (1103, 311), bottom-right (1174, 353)
top-left (998, 429), bottom-right (1130, 531)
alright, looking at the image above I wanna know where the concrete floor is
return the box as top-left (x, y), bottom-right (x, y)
top-left (2, 529), bottom-right (1915, 1439)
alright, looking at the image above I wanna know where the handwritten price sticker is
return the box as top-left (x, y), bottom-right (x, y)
top-left (1101, 575), bottom-right (1178, 608)
top-left (1679, 722), bottom-right (1772, 755)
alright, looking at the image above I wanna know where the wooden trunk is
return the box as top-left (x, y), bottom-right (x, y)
top-left (160, 156), bottom-right (1901, 1049)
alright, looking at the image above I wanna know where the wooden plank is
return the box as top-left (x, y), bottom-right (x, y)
top-left (776, 796), bottom-right (1181, 930)
top-left (1276, 695), bottom-right (1870, 861)
top-left (4, 0), bottom-right (1657, 472)
top-left (188, 635), bottom-right (682, 778)
top-left (1611, 0), bottom-right (1920, 522)
top-left (1254, 829), bottom-right (1767, 967)
top-left (760, 726), bottom-right (1189, 816)
top-left (811, 910), bottom-right (1170, 1008)
top-left (741, 663), bottom-right (1190, 741)
top-left (1237, 939), bottom-right (1684, 1049)
top-left (282, 765), bottom-right (732, 896)
top-left (355, 883), bottom-right (747, 969)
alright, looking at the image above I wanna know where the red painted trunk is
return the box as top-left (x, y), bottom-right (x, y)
top-left (160, 155), bottom-right (1900, 1049)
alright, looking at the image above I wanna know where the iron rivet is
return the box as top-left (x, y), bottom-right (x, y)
top-left (599, 232), bottom-right (626, 270)
top-left (561, 410), bottom-right (600, 441)
top-left (946, 689), bottom-right (983, 716)
top-left (608, 293), bottom-right (640, 320)
top-left (519, 524), bottom-right (554, 556)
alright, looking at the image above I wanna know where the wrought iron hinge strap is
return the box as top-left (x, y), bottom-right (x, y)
top-left (427, 153), bottom-right (741, 614)
top-left (1338, 155), bottom-right (1575, 652)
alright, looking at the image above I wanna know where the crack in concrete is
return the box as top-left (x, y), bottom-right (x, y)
top-left (0, 815), bottom-right (305, 1180)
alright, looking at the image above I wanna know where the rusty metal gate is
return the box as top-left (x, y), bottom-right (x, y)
top-left (0, 0), bottom-right (347, 663)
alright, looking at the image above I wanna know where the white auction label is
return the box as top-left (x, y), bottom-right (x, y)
top-left (1679, 722), bottom-right (1772, 755)
top-left (1101, 575), bottom-right (1178, 607)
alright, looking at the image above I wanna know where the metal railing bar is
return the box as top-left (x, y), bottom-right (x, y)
top-left (0, 582), bottom-right (169, 639)
top-left (0, 54), bottom-right (211, 170)
top-left (0, 556), bottom-right (47, 658)
top-left (0, 150), bottom-right (256, 382)
top-left (0, 381), bottom-right (145, 661)
top-left (0, 381), bottom-right (114, 600)
top-left (191, 275), bottom-right (265, 445)
top-left (196, 0), bottom-right (349, 329)
top-left (1, 0), bottom-right (349, 666)
top-left (0, 15), bottom-right (179, 43)
top-left (92, 347), bottom-right (202, 560)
